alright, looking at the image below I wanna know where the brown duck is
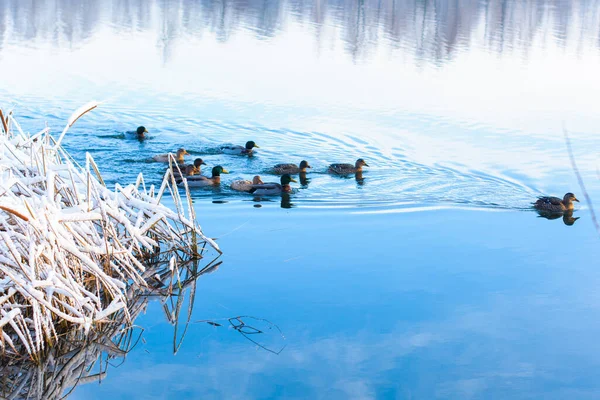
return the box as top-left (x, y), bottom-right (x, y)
top-left (328, 158), bottom-right (368, 175)
top-left (272, 160), bottom-right (311, 175)
top-left (533, 193), bottom-right (579, 212)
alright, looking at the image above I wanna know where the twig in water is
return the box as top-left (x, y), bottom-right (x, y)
top-left (564, 128), bottom-right (600, 235)
top-left (193, 316), bottom-right (286, 355)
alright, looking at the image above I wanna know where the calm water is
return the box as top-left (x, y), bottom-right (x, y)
top-left (2, 0), bottom-right (600, 398)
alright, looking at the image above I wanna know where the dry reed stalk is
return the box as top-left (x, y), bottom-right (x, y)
top-left (0, 104), bottom-right (221, 377)
top-left (0, 109), bottom-right (8, 135)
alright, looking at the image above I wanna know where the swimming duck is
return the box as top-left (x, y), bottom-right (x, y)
top-left (180, 166), bottom-right (229, 187)
top-left (328, 158), bottom-right (369, 174)
top-left (186, 158), bottom-right (207, 175)
top-left (230, 176), bottom-right (264, 192)
top-left (127, 126), bottom-right (148, 139)
top-left (220, 141), bottom-right (259, 155)
top-left (533, 192), bottom-right (579, 212)
top-left (249, 174), bottom-right (297, 196)
top-left (173, 158), bottom-right (207, 179)
top-left (272, 160), bottom-right (311, 175)
top-left (136, 126), bottom-right (148, 139)
top-left (153, 148), bottom-right (189, 163)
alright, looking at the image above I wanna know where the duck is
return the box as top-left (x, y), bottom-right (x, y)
top-left (533, 192), bottom-right (579, 212)
top-left (230, 176), bottom-right (264, 192)
top-left (127, 126), bottom-right (148, 139)
top-left (153, 148), bottom-right (189, 163)
top-left (135, 126), bottom-right (148, 139)
top-left (173, 158), bottom-right (207, 179)
top-left (249, 174), bottom-right (297, 196)
top-left (179, 166), bottom-right (229, 187)
top-left (186, 158), bottom-right (207, 175)
top-left (328, 158), bottom-right (369, 174)
top-left (272, 160), bottom-right (311, 175)
top-left (220, 141), bottom-right (259, 155)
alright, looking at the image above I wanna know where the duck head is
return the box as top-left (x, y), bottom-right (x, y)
top-left (245, 141), bottom-right (259, 150)
top-left (211, 166), bottom-right (229, 177)
top-left (176, 148), bottom-right (189, 157)
top-left (194, 158), bottom-right (207, 167)
top-left (299, 160), bottom-right (312, 170)
top-left (136, 126), bottom-right (148, 137)
top-left (252, 175), bottom-right (264, 184)
top-left (355, 158), bottom-right (369, 169)
top-left (563, 193), bottom-right (579, 204)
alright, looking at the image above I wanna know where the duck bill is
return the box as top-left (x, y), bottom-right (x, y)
top-left (221, 169), bottom-right (230, 174)
top-left (254, 145), bottom-right (260, 148)
top-left (144, 128), bottom-right (149, 133)
top-left (364, 163), bottom-right (369, 167)
top-left (574, 197), bottom-right (580, 202)
top-left (201, 161), bottom-right (207, 165)
top-left (290, 177), bottom-right (298, 183)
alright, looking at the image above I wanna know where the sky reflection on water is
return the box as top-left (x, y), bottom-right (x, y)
top-left (69, 208), bottom-right (600, 399)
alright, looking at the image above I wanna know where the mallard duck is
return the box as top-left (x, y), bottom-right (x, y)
top-left (272, 160), bottom-right (311, 175)
top-left (136, 126), bottom-right (148, 139)
top-left (249, 174), bottom-right (297, 196)
top-left (230, 176), bottom-right (264, 192)
top-left (328, 158), bottom-right (369, 174)
top-left (127, 126), bottom-right (148, 139)
top-left (173, 158), bottom-right (207, 179)
top-left (186, 158), bottom-right (207, 175)
top-left (153, 148), bottom-right (189, 163)
top-left (533, 192), bottom-right (579, 212)
top-left (220, 141), bottom-right (259, 155)
top-left (180, 166), bottom-right (229, 187)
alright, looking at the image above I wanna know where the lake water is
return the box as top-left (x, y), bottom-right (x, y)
top-left (2, 0), bottom-right (600, 398)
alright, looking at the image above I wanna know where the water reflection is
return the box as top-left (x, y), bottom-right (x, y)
top-left (281, 192), bottom-right (294, 208)
top-left (355, 171), bottom-right (365, 186)
top-left (0, 255), bottom-right (222, 399)
top-left (299, 172), bottom-right (310, 187)
top-left (536, 209), bottom-right (580, 226)
top-left (1, 0), bottom-right (598, 62)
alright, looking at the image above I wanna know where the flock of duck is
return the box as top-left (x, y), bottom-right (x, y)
top-left (135, 126), bottom-right (580, 215)
top-left (137, 127), bottom-right (369, 196)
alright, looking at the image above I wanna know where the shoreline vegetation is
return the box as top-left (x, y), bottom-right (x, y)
top-left (0, 103), bottom-right (221, 398)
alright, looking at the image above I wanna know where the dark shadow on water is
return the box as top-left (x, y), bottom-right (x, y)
top-left (248, 194), bottom-right (294, 209)
top-left (299, 172), bottom-right (310, 187)
top-left (355, 171), bottom-right (365, 186)
top-left (536, 209), bottom-right (580, 226)
top-left (281, 192), bottom-right (294, 209)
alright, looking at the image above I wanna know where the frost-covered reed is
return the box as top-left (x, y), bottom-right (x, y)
top-left (0, 256), bottom-right (221, 399)
top-left (0, 103), bottom-right (221, 367)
